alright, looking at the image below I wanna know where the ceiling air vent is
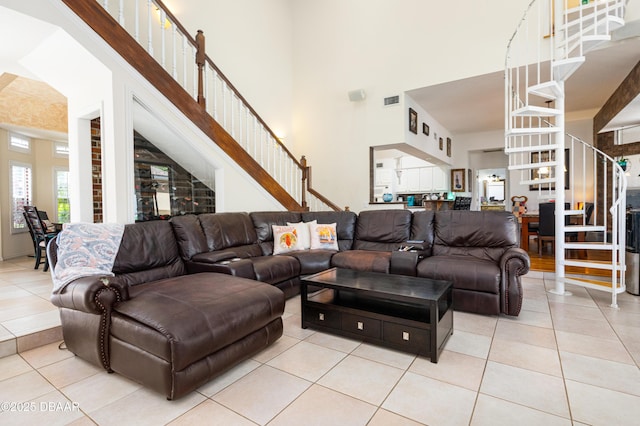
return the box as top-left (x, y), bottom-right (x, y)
top-left (384, 95), bottom-right (399, 106)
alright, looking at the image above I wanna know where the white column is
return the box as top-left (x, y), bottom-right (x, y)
top-left (67, 101), bottom-right (97, 223)
top-left (101, 75), bottom-right (134, 223)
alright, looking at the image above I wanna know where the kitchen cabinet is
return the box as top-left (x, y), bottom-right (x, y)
top-left (397, 167), bottom-right (448, 193)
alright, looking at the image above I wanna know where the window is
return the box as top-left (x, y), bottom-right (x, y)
top-left (55, 169), bottom-right (70, 223)
top-left (10, 162), bottom-right (32, 233)
top-left (9, 133), bottom-right (31, 153)
top-left (54, 142), bottom-right (69, 157)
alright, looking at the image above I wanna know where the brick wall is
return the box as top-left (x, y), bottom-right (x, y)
top-left (91, 118), bottom-right (103, 223)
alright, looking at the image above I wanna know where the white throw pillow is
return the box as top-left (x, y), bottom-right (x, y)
top-left (287, 220), bottom-right (316, 250)
top-left (309, 222), bottom-right (339, 250)
top-left (272, 225), bottom-right (302, 254)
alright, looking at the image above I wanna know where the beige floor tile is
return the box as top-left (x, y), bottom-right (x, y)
top-left (601, 307), bottom-right (640, 328)
top-left (61, 370), bottom-right (142, 413)
top-left (17, 325), bottom-right (63, 352)
top-left (471, 394), bottom-right (571, 426)
top-left (318, 355), bottom-right (404, 405)
top-left (251, 334), bottom-right (301, 363)
top-left (0, 338), bottom-right (16, 358)
top-left (0, 285), bottom-right (34, 300)
top-left (284, 295), bottom-right (301, 315)
top-left (0, 370), bottom-right (56, 403)
top-left (282, 314), bottom-right (315, 340)
top-left (480, 361), bottom-right (569, 418)
top-left (38, 356), bottom-right (102, 389)
top-left (521, 296), bottom-right (551, 314)
top-left (549, 302), bottom-right (606, 321)
top-left (409, 349), bottom-right (486, 391)
top-left (0, 389), bottom-right (84, 426)
top-left (269, 384), bottom-right (377, 426)
top-left (19, 341), bottom-right (73, 369)
top-left (453, 311), bottom-right (498, 336)
top-left (442, 329), bottom-right (492, 359)
top-left (213, 365), bottom-right (310, 425)
top-left (168, 400), bottom-right (256, 426)
top-left (566, 379), bottom-right (640, 426)
top-left (560, 350), bottom-right (640, 396)
top-left (0, 353), bottom-right (33, 381)
top-left (0, 295), bottom-right (56, 322)
top-left (89, 387), bottom-right (205, 426)
top-left (546, 289), bottom-right (599, 308)
top-left (0, 270), bottom-right (50, 284)
top-left (383, 372), bottom-right (476, 426)
top-left (489, 338), bottom-right (562, 377)
top-left (551, 314), bottom-right (616, 339)
top-left (368, 409), bottom-right (424, 426)
top-left (304, 330), bottom-right (361, 353)
top-left (266, 340), bottom-right (346, 381)
top-left (555, 330), bottom-right (634, 364)
top-left (500, 308), bottom-right (553, 329)
top-left (0, 323), bottom-right (13, 341)
top-left (197, 358), bottom-right (261, 397)
top-left (351, 343), bottom-right (416, 370)
top-left (3, 309), bottom-right (61, 336)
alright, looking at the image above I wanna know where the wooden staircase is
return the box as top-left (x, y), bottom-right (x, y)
top-left (62, 0), bottom-right (341, 212)
top-left (505, 0), bottom-right (628, 307)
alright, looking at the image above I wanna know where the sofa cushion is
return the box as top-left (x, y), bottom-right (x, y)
top-left (110, 272), bottom-right (284, 372)
top-left (169, 214), bottom-right (208, 260)
top-left (302, 211), bottom-right (357, 251)
top-left (352, 210), bottom-right (411, 251)
top-left (282, 249), bottom-right (335, 275)
top-left (198, 213), bottom-right (258, 251)
top-left (272, 225), bottom-right (303, 254)
top-left (251, 256), bottom-right (300, 284)
top-left (250, 211), bottom-right (303, 255)
top-left (309, 222), bottom-right (339, 250)
top-left (409, 210), bottom-right (435, 255)
top-left (286, 221), bottom-right (315, 249)
top-left (417, 255), bottom-right (500, 294)
top-left (331, 250), bottom-right (391, 273)
top-left (112, 221), bottom-right (185, 286)
top-left (433, 211), bottom-right (518, 263)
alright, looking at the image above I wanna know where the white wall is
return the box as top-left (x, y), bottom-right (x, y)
top-left (287, 0), bottom-right (532, 212)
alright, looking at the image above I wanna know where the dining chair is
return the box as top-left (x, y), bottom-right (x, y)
top-left (23, 206), bottom-right (58, 271)
top-left (537, 202), bottom-right (570, 255)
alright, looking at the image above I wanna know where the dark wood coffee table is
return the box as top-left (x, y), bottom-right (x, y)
top-left (301, 268), bottom-right (453, 363)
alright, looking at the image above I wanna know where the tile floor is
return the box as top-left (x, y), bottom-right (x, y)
top-left (1, 256), bottom-right (640, 425)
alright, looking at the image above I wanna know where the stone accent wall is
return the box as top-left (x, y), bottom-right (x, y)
top-left (91, 118), bottom-right (103, 223)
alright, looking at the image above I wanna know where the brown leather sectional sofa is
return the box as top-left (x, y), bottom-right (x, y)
top-left (49, 208), bottom-right (529, 400)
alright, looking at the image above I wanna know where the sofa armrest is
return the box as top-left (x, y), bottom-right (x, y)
top-left (50, 276), bottom-right (128, 315)
top-left (499, 247), bottom-right (531, 316)
top-left (390, 249), bottom-right (427, 276)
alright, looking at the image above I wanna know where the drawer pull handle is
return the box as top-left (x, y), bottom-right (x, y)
top-left (319, 313), bottom-right (325, 321)
top-left (357, 321), bottom-right (364, 330)
top-left (402, 331), bottom-right (410, 341)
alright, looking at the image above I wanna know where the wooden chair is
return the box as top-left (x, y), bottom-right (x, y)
top-left (23, 206), bottom-right (58, 271)
top-left (537, 202), bottom-right (570, 255)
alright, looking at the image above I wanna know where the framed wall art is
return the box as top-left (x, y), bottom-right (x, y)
top-left (409, 108), bottom-right (418, 134)
top-left (529, 149), bottom-right (570, 191)
top-left (446, 137), bottom-right (451, 157)
top-left (439, 137), bottom-right (443, 150)
top-left (451, 168), bottom-right (465, 192)
top-left (423, 123), bottom-right (430, 136)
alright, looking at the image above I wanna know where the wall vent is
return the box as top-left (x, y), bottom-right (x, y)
top-left (384, 95), bottom-right (400, 106)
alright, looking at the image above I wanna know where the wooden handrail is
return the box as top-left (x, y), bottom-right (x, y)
top-left (62, 0), bottom-right (301, 210)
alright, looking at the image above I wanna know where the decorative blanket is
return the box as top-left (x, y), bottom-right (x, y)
top-left (51, 223), bottom-right (125, 294)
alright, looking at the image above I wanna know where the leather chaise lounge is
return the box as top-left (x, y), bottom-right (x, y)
top-left (49, 208), bottom-right (529, 400)
top-left (49, 220), bottom-right (284, 400)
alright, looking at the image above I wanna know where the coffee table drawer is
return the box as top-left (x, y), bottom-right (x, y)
top-left (383, 322), bottom-right (430, 351)
top-left (342, 313), bottom-right (381, 338)
top-left (305, 306), bottom-right (342, 328)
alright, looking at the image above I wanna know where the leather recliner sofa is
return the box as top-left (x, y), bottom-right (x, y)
top-left (170, 209), bottom-right (529, 316)
top-left (49, 208), bottom-right (529, 400)
top-left (49, 220), bottom-right (285, 400)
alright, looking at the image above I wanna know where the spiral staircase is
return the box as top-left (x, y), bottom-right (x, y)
top-left (505, 0), bottom-right (629, 307)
